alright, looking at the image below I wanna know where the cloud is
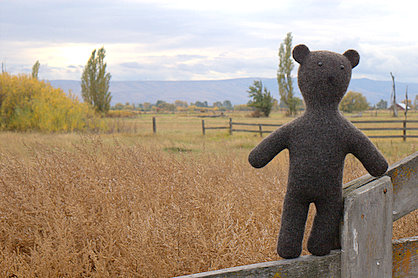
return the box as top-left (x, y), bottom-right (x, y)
top-left (1, 0), bottom-right (418, 82)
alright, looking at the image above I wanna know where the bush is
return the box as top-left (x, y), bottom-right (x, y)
top-left (340, 91), bottom-right (369, 113)
top-left (0, 73), bottom-right (99, 132)
top-left (106, 110), bottom-right (138, 118)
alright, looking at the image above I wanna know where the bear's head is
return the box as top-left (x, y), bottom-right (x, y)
top-left (293, 44), bottom-right (359, 111)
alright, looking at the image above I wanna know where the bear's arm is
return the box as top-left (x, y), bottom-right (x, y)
top-left (349, 128), bottom-right (388, 177)
top-left (248, 126), bottom-right (289, 168)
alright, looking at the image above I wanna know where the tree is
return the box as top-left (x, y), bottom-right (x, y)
top-left (223, 100), bottom-right (232, 110)
top-left (0, 73), bottom-right (96, 132)
top-left (194, 101), bottom-right (208, 107)
top-left (32, 60), bottom-right (40, 79)
top-left (247, 80), bottom-right (274, 117)
top-left (277, 32), bottom-right (297, 116)
top-left (113, 103), bottom-right (124, 110)
top-left (213, 101), bottom-right (223, 108)
top-left (390, 72), bottom-right (398, 117)
top-left (339, 91), bottom-right (369, 113)
top-left (174, 100), bottom-right (188, 107)
top-left (376, 99), bottom-right (388, 110)
top-left (81, 47), bottom-right (112, 113)
top-left (142, 102), bottom-right (152, 111)
top-left (415, 95), bottom-right (418, 110)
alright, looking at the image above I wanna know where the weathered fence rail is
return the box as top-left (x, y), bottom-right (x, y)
top-left (202, 118), bottom-right (418, 140)
top-left (175, 152), bottom-right (418, 278)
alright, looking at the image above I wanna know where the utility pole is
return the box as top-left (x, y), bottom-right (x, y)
top-left (405, 86), bottom-right (409, 118)
top-left (403, 86), bottom-right (408, 141)
top-left (390, 72), bottom-right (398, 117)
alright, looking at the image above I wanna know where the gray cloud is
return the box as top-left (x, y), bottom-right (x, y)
top-left (1, 0), bottom-right (418, 83)
top-left (0, 0), bottom-right (244, 49)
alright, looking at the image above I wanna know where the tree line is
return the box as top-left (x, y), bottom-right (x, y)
top-left (246, 32), bottom-right (412, 117)
top-left (3, 37), bottom-right (413, 131)
top-left (111, 100), bottom-right (249, 113)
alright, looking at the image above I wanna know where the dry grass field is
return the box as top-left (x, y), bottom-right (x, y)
top-left (0, 111), bottom-right (417, 277)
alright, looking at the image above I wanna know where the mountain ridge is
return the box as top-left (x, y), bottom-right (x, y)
top-left (49, 78), bottom-right (417, 106)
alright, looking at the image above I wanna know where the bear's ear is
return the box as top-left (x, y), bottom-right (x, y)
top-left (293, 44), bottom-right (310, 64)
top-left (343, 49), bottom-right (360, 68)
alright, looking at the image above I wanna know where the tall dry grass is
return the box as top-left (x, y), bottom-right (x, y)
top-left (0, 135), bottom-right (416, 277)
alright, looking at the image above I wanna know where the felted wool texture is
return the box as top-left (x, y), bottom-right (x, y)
top-left (248, 44), bottom-right (388, 259)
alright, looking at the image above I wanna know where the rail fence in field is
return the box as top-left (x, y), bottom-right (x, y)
top-left (175, 152), bottom-right (418, 278)
top-left (201, 118), bottom-right (418, 141)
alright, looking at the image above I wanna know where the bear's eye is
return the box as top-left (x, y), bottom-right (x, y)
top-left (340, 65), bottom-right (345, 70)
top-left (318, 62), bottom-right (323, 67)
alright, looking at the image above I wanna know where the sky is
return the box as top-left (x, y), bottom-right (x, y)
top-left (1, 0), bottom-right (418, 83)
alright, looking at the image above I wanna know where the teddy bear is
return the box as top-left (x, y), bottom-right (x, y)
top-left (248, 44), bottom-right (388, 259)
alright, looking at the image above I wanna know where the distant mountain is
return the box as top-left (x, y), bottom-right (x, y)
top-left (48, 78), bottom-right (417, 106)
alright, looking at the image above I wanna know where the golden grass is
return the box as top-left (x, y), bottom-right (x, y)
top-left (0, 120), bottom-right (417, 277)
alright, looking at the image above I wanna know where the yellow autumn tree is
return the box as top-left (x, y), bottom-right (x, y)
top-left (0, 72), bottom-right (101, 132)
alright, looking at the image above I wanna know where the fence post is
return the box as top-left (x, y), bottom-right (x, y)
top-left (341, 176), bottom-right (393, 278)
top-left (403, 119), bottom-right (407, 141)
top-left (229, 118), bottom-right (233, 135)
top-left (202, 120), bottom-right (205, 135)
top-left (152, 117), bottom-right (156, 134)
top-left (258, 124), bottom-right (263, 137)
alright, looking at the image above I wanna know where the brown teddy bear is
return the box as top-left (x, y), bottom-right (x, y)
top-left (248, 44), bottom-right (388, 259)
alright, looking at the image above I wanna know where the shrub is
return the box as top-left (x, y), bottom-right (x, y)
top-left (106, 110), bottom-right (138, 118)
top-left (0, 73), bottom-right (99, 132)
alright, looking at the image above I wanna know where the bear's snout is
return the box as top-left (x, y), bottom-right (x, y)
top-left (327, 75), bottom-right (336, 85)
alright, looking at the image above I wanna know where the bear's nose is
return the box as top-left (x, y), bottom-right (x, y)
top-left (328, 75), bottom-right (336, 84)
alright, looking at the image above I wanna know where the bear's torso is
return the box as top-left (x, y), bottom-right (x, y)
top-left (283, 111), bottom-right (355, 198)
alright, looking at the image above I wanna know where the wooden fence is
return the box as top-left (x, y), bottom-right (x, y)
top-left (202, 118), bottom-right (418, 141)
top-left (175, 152), bottom-right (418, 278)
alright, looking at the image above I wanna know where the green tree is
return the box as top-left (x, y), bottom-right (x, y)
top-left (247, 80), bottom-right (274, 117)
top-left (32, 60), bottom-right (40, 79)
top-left (213, 101), bottom-right (223, 108)
top-left (81, 47), bottom-right (112, 113)
top-left (194, 101), bottom-right (208, 107)
top-left (223, 100), bottom-right (232, 110)
top-left (277, 32), bottom-right (297, 116)
top-left (340, 91), bottom-right (369, 113)
top-left (376, 99), bottom-right (388, 110)
top-left (113, 102), bottom-right (124, 110)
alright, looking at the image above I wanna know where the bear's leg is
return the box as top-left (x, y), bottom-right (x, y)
top-left (277, 194), bottom-right (309, 259)
top-left (307, 197), bottom-right (343, 256)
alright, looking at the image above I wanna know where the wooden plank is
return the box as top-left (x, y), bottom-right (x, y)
top-left (174, 250), bottom-right (341, 278)
top-left (231, 122), bottom-right (282, 127)
top-left (231, 129), bottom-right (263, 133)
top-left (368, 135), bottom-right (404, 138)
top-left (392, 236), bottom-right (418, 278)
top-left (231, 122), bottom-right (259, 126)
top-left (231, 129), bottom-right (273, 134)
top-left (387, 151), bottom-right (418, 221)
top-left (342, 174), bottom-right (375, 196)
top-left (257, 123), bottom-right (283, 127)
top-left (204, 127), bottom-right (229, 130)
top-left (351, 120), bottom-right (405, 123)
top-left (360, 128), bottom-right (418, 131)
top-left (341, 176), bottom-right (393, 278)
top-left (350, 120), bottom-right (409, 123)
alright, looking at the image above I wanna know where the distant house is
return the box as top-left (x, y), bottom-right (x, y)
top-left (395, 103), bottom-right (411, 111)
